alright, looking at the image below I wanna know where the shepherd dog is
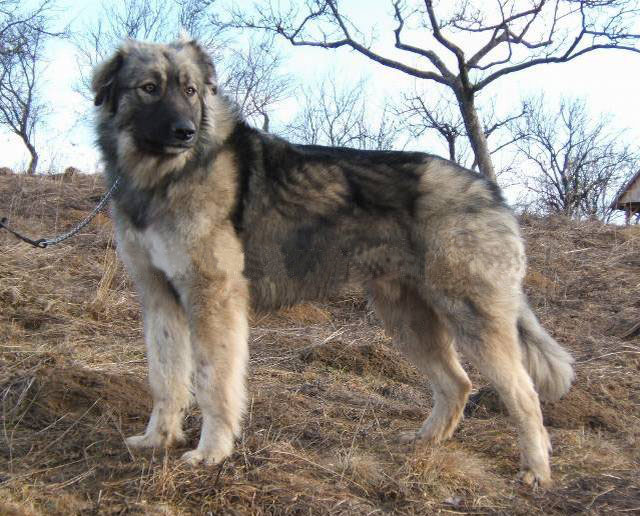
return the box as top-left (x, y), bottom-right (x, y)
top-left (92, 38), bottom-right (574, 487)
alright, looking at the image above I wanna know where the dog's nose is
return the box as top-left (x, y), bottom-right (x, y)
top-left (172, 120), bottom-right (196, 142)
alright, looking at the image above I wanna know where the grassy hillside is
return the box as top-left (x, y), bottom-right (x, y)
top-left (1, 172), bottom-right (639, 514)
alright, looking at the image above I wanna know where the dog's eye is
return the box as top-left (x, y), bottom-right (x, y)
top-left (141, 83), bottom-right (157, 94)
top-left (185, 86), bottom-right (196, 97)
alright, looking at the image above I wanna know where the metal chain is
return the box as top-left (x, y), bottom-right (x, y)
top-left (0, 178), bottom-right (120, 248)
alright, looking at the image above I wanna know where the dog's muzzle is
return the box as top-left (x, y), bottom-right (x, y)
top-left (172, 120), bottom-right (196, 143)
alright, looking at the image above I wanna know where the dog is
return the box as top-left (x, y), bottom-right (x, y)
top-left (92, 38), bottom-right (574, 487)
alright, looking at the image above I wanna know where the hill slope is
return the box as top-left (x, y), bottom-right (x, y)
top-left (1, 173), bottom-right (639, 514)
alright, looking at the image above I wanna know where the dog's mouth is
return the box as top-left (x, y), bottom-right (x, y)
top-left (137, 138), bottom-right (195, 155)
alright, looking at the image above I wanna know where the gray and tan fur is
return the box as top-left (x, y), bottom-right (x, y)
top-left (92, 38), bottom-right (574, 487)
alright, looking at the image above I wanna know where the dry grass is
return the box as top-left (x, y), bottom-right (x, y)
top-left (1, 173), bottom-right (639, 514)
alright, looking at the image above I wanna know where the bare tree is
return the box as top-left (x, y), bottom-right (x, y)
top-left (74, 0), bottom-right (188, 95)
top-left (175, 0), bottom-right (219, 44)
top-left (229, 0), bottom-right (640, 181)
top-left (222, 37), bottom-right (289, 131)
top-left (0, 1), bottom-right (56, 174)
top-left (396, 91), bottom-right (468, 164)
top-left (395, 90), bottom-right (527, 173)
top-left (510, 96), bottom-right (637, 221)
top-left (284, 76), bottom-right (403, 150)
top-left (1, 0), bottom-right (55, 57)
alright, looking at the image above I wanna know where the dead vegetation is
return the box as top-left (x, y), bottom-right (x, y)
top-left (0, 173), bottom-right (638, 514)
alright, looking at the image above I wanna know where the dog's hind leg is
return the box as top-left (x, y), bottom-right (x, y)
top-left (369, 282), bottom-right (472, 445)
top-left (438, 295), bottom-right (552, 487)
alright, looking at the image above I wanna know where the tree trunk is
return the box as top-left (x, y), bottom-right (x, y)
top-left (447, 135), bottom-right (456, 162)
top-left (456, 89), bottom-right (496, 181)
top-left (24, 140), bottom-right (38, 175)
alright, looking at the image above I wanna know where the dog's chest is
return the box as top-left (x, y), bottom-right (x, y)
top-left (140, 227), bottom-right (191, 280)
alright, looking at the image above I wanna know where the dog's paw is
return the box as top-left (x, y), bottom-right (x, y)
top-left (517, 467), bottom-right (551, 489)
top-left (126, 433), bottom-right (164, 449)
top-left (397, 430), bottom-right (417, 445)
top-left (125, 431), bottom-right (184, 449)
top-left (398, 429), bottom-right (442, 446)
top-left (181, 427), bottom-right (235, 466)
top-left (180, 446), bottom-right (231, 466)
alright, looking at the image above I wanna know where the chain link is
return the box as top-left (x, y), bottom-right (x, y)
top-left (0, 178), bottom-right (120, 248)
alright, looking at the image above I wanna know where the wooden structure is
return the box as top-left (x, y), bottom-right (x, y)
top-left (611, 170), bottom-right (640, 224)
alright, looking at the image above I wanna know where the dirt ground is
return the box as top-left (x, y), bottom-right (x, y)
top-left (0, 173), bottom-right (638, 515)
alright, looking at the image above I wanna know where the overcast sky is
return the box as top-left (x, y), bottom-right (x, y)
top-left (1, 0), bottom-right (639, 198)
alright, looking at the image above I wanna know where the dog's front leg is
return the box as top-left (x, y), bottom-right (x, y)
top-left (125, 276), bottom-right (193, 449)
top-left (181, 273), bottom-right (249, 465)
top-left (115, 226), bottom-right (194, 451)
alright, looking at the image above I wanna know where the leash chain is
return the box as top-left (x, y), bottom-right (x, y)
top-left (0, 178), bottom-right (120, 248)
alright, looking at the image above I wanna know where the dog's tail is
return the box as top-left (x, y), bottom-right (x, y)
top-left (518, 299), bottom-right (574, 402)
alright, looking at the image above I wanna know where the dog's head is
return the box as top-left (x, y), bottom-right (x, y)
top-left (92, 39), bottom-right (218, 156)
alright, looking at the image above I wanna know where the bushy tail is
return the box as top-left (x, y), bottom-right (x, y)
top-left (518, 301), bottom-right (574, 402)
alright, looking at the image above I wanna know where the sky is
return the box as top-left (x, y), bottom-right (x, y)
top-left (1, 0), bottom-right (639, 203)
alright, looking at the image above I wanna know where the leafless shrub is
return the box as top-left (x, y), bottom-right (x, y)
top-left (284, 75), bottom-right (404, 150)
top-left (510, 96), bottom-right (638, 221)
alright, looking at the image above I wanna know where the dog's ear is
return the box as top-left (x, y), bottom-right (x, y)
top-left (92, 49), bottom-right (125, 112)
top-left (186, 41), bottom-right (218, 95)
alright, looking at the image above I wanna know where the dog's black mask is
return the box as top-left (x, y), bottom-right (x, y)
top-left (131, 85), bottom-right (201, 154)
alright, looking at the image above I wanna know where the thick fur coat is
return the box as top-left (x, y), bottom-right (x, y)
top-left (92, 38), bottom-right (574, 487)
